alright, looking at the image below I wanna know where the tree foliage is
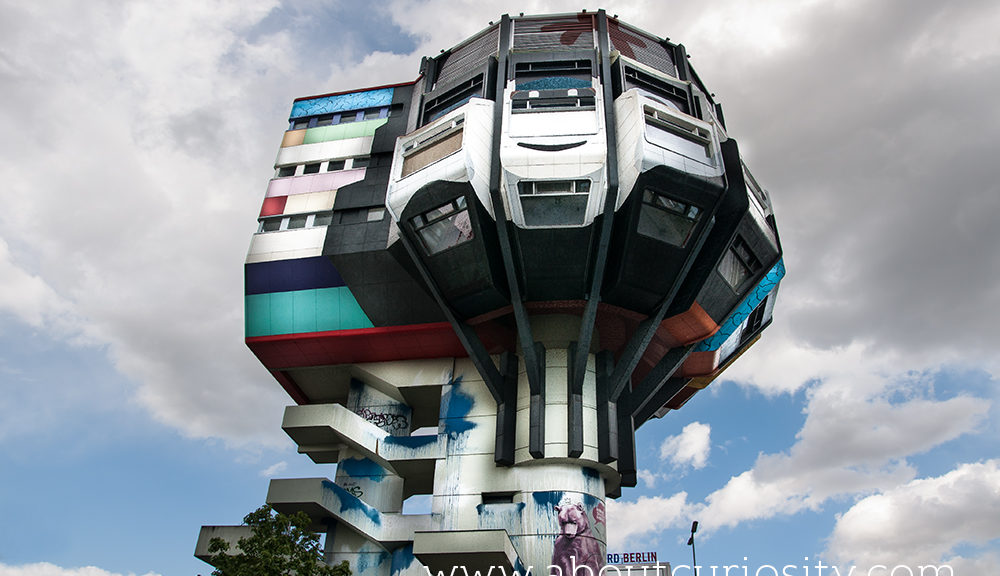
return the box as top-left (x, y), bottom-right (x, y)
top-left (208, 504), bottom-right (351, 576)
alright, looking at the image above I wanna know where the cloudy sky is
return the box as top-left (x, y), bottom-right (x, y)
top-left (1, 0), bottom-right (998, 575)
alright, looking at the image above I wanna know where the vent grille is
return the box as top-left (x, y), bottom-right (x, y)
top-left (435, 26), bottom-right (500, 87)
top-left (609, 20), bottom-right (676, 77)
top-left (512, 15), bottom-right (595, 50)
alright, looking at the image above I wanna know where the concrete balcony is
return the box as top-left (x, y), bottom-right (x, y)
top-left (266, 477), bottom-right (433, 546)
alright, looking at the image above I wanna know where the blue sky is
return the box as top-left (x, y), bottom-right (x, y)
top-left (2, 1), bottom-right (999, 575)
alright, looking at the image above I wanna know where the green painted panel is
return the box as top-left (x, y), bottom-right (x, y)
top-left (244, 287), bottom-right (373, 337)
top-left (302, 119), bottom-right (388, 144)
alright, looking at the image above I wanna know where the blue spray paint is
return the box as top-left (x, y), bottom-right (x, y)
top-left (440, 375), bottom-right (476, 436)
top-left (322, 479), bottom-right (381, 526)
top-left (390, 544), bottom-right (416, 576)
top-left (696, 258), bottom-right (785, 352)
top-left (381, 434), bottom-right (437, 448)
top-left (338, 457), bottom-right (387, 481)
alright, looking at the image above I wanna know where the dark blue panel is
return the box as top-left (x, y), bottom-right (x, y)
top-left (244, 257), bottom-right (345, 295)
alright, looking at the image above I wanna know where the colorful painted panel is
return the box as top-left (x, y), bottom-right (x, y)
top-left (695, 259), bottom-right (785, 352)
top-left (290, 88), bottom-right (394, 120)
top-left (259, 196), bottom-right (287, 217)
top-left (244, 257), bottom-right (345, 295)
top-left (266, 169), bottom-right (367, 198)
top-left (245, 286), bottom-right (373, 337)
top-left (302, 118), bottom-right (388, 145)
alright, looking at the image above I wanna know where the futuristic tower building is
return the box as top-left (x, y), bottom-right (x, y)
top-left (197, 11), bottom-right (783, 575)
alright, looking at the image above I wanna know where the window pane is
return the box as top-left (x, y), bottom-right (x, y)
top-left (313, 212), bottom-right (333, 226)
top-left (367, 208), bottom-right (385, 222)
top-left (316, 115), bottom-right (334, 127)
top-left (638, 204), bottom-right (696, 246)
top-left (338, 112), bottom-right (356, 124)
top-left (521, 195), bottom-right (588, 227)
top-left (278, 166), bottom-right (296, 177)
top-left (718, 246), bottom-right (751, 289)
top-left (327, 160), bottom-right (346, 171)
top-left (416, 210), bottom-right (474, 255)
top-left (303, 163), bottom-right (321, 174)
top-left (287, 215), bottom-right (308, 229)
top-left (401, 130), bottom-right (464, 178)
top-left (352, 157), bottom-right (371, 168)
top-left (261, 218), bottom-right (282, 232)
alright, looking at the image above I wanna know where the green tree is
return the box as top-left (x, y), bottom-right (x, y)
top-left (208, 504), bottom-right (351, 576)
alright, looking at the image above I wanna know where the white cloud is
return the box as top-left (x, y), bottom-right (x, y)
top-left (660, 422), bottom-right (712, 470)
top-left (827, 460), bottom-right (1000, 571)
top-left (637, 469), bottom-right (665, 489)
top-left (0, 238), bottom-right (76, 332)
top-left (606, 493), bottom-right (694, 550)
top-left (698, 351), bottom-right (990, 529)
top-left (0, 562), bottom-right (160, 576)
top-left (0, 0), bottom-right (300, 447)
top-left (259, 460), bottom-right (288, 477)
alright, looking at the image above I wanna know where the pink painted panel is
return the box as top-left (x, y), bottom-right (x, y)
top-left (265, 169), bottom-right (367, 198)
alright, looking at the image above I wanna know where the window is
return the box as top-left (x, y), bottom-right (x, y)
top-left (401, 118), bottom-right (464, 178)
top-left (367, 208), bottom-right (385, 222)
top-left (644, 105), bottom-right (713, 160)
top-left (481, 492), bottom-right (516, 505)
top-left (277, 166), bottom-right (296, 177)
top-left (518, 180), bottom-right (591, 227)
top-left (637, 188), bottom-right (701, 246)
top-left (327, 159), bottom-right (346, 171)
top-left (410, 196), bottom-right (474, 255)
top-left (257, 211), bottom-right (334, 233)
top-left (352, 157), bottom-right (371, 169)
top-left (338, 112), bottom-right (356, 124)
top-left (303, 163), bottom-right (321, 174)
top-left (718, 236), bottom-right (761, 291)
top-left (741, 297), bottom-right (768, 341)
top-left (511, 88), bottom-right (596, 113)
top-left (291, 119), bottom-right (309, 130)
top-left (364, 108), bottom-right (382, 120)
top-left (287, 214), bottom-right (309, 229)
top-left (624, 66), bottom-right (689, 114)
top-left (315, 114), bottom-right (334, 127)
top-left (514, 60), bottom-right (593, 91)
top-left (423, 75), bottom-right (484, 123)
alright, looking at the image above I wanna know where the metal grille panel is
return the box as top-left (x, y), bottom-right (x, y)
top-left (609, 20), bottom-right (676, 77)
top-left (435, 26), bottom-right (500, 87)
top-left (512, 15), bottom-right (596, 51)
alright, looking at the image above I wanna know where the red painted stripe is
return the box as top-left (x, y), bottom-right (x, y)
top-left (246, 323), bottom-right (472, 370)
top-left (259, 196), bottom-right (287, 217)
top-left (271, 369), bottom-right (309, 405)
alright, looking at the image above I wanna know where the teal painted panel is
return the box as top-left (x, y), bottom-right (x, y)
top-left (268, 292), bottom-right (296, 335)
top-left (314, 288), bottom-right (341, 330)
top-left (290, 88), bottom-right (394, 119)
top-left (291, 289), bottom-right (318, 333)
top-left (338, 287), bottom-right (375, 330)
top-left (302, 119), bottom-right (387, 145)
top-left (245, 295), bottom-right (272, 338)
top-left (244, 287), bottom-right (374, 337)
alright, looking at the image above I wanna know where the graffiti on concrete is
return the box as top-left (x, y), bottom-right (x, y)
top-left (357, 407), bottom-right (409, 432)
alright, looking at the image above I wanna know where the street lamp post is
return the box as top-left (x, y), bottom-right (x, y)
top-left (687, 521), bottom-right (699, 575)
